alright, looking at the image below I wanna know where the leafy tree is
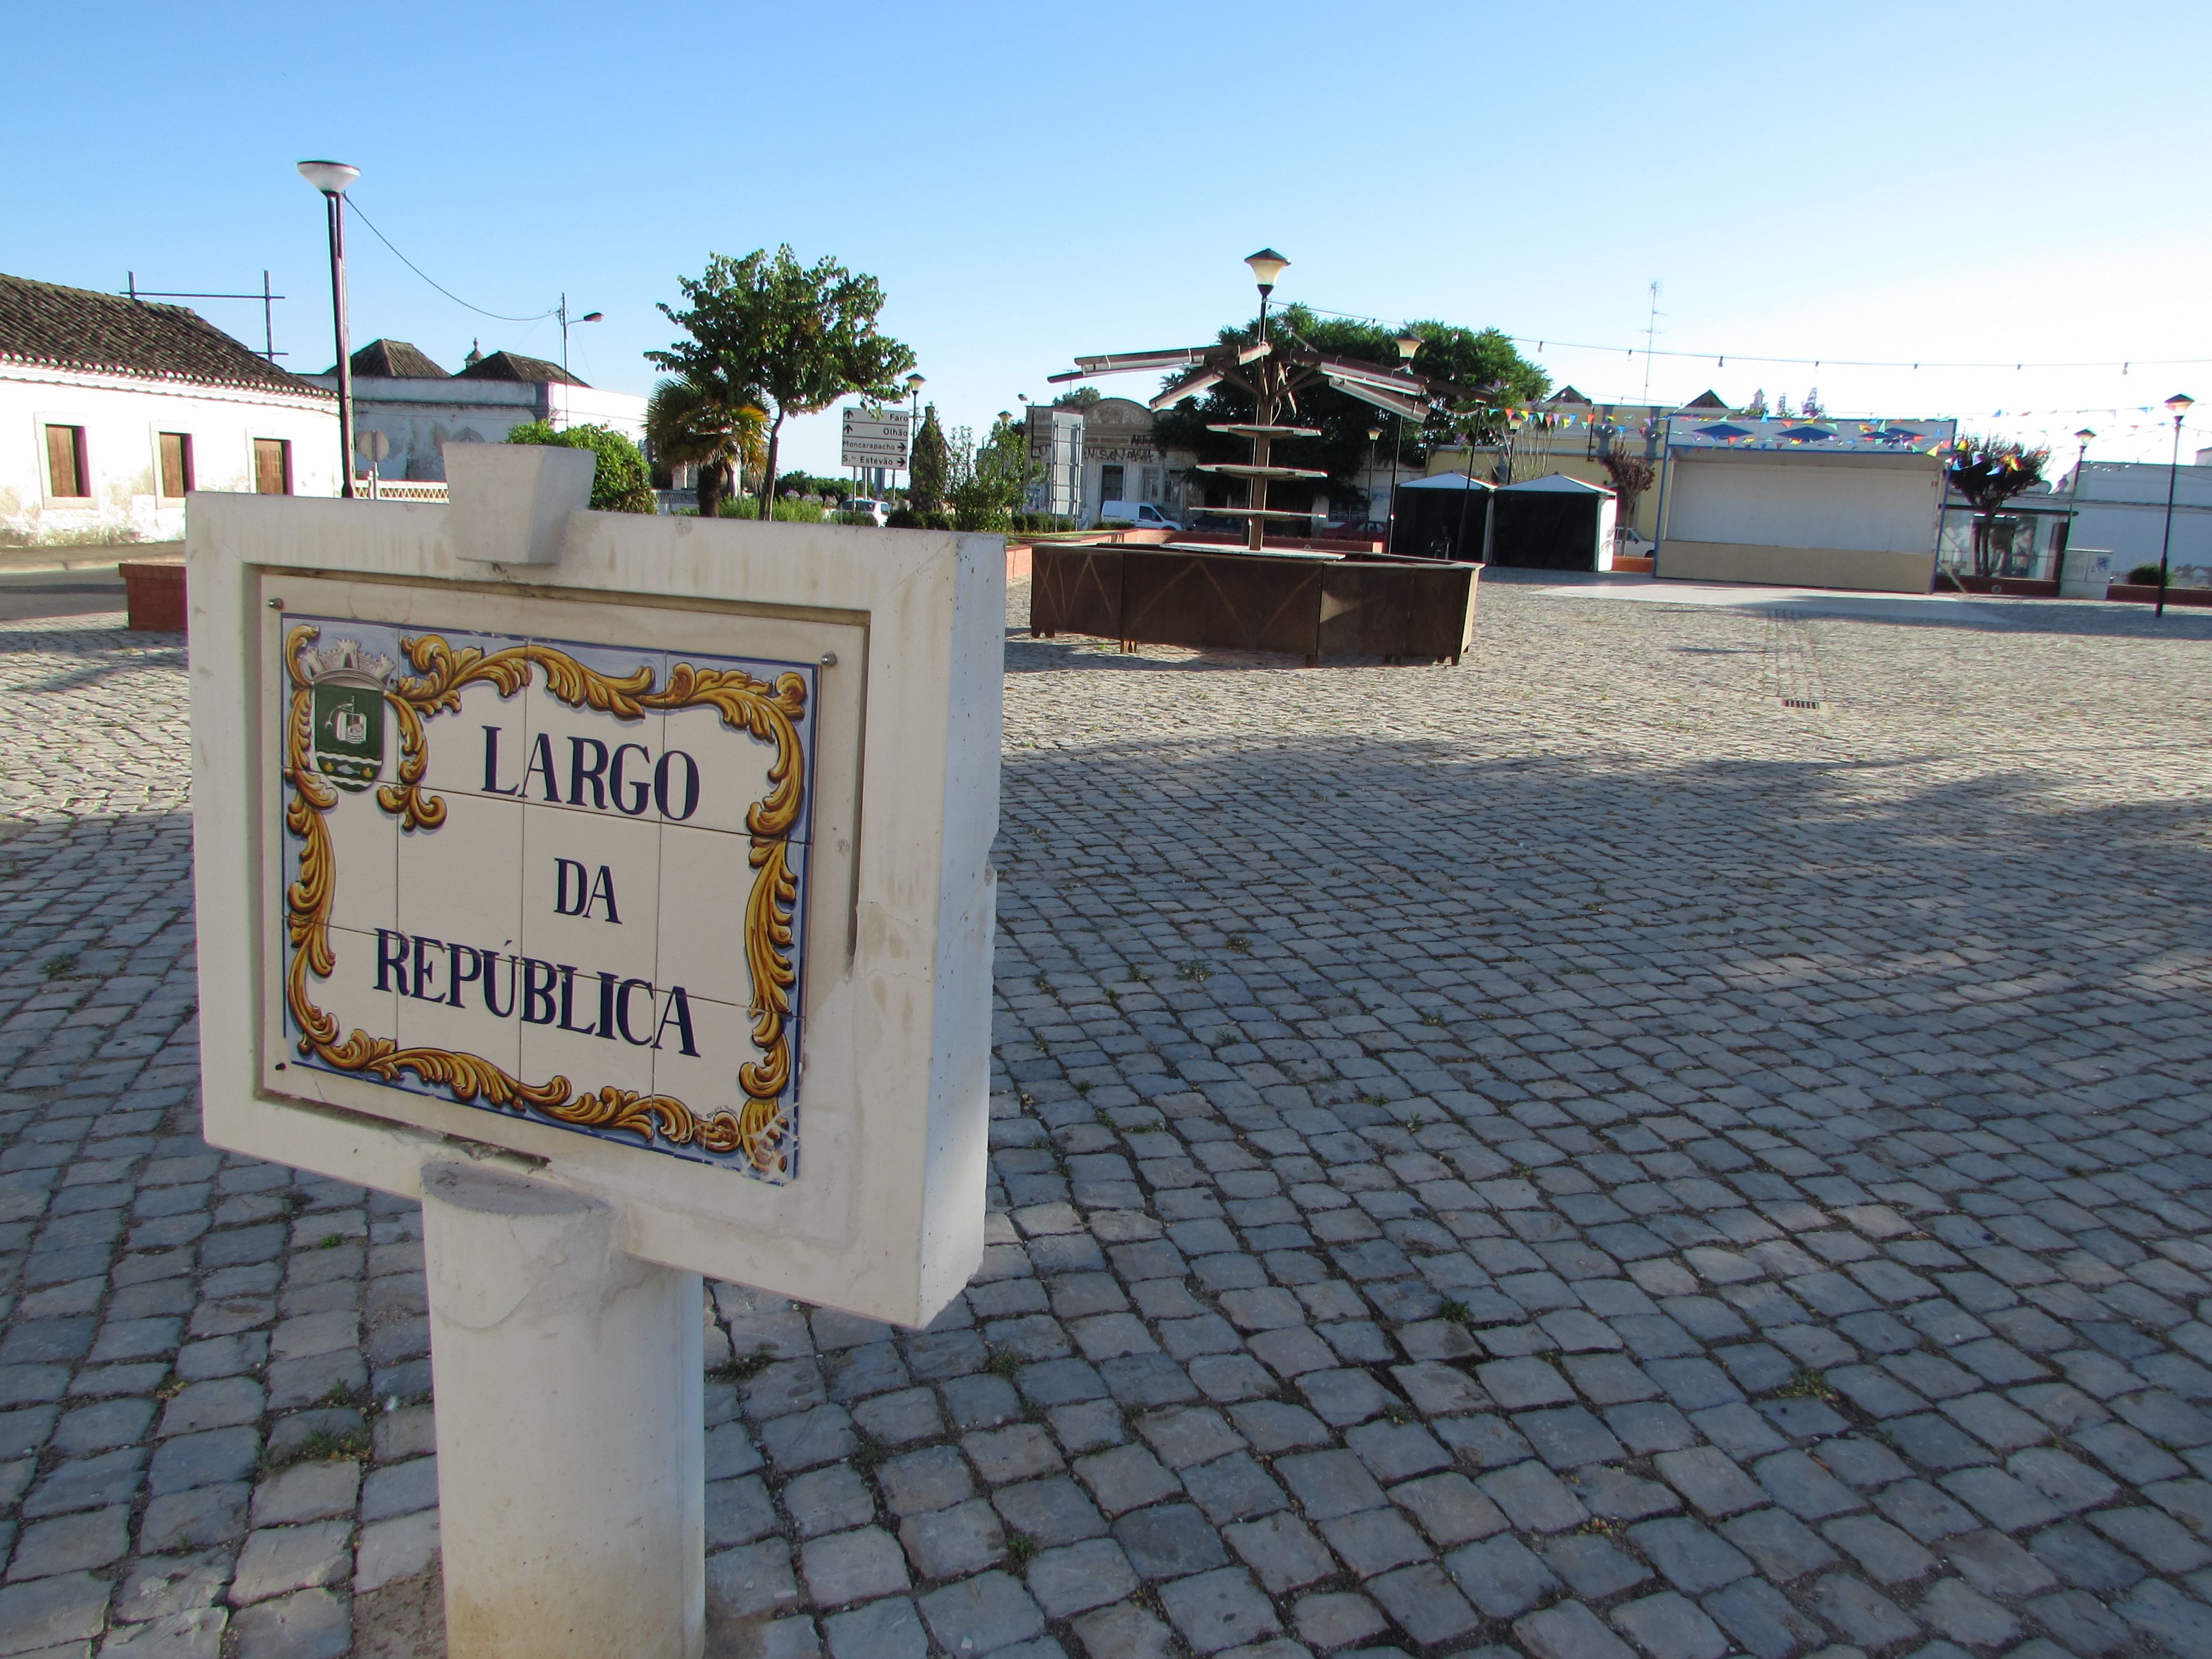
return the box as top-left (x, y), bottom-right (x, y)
top-left (1150, 304), bottom-right (1547, 504)
top-left (645, 374), bottom-right (764, 521)
top-left (909, 405), bottom-right (951, 514)
top-left (503, 421), bottom-right (655, 513)
top-left (1051, 387), bottom-right (1102, 408)
top-left (650, 247), bottom-right (916, 519)
top-left (1946, 436), bottom-right (2049, 576)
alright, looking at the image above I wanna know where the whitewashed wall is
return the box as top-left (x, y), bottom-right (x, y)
top-left (0, 364), bottom-right (339, 542)
top-left (306, 375), bottom-right (649, 483)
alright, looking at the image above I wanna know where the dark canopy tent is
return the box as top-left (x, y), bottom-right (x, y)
top-left (1389, 472), bottom-right (1493, 561)
top-left (1489, 474), bottom-right (1617, 571)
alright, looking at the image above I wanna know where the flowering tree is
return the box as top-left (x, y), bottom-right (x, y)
top-left (1946, 437), bottom-right (2049, 576)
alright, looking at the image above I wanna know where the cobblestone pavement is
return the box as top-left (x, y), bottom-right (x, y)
top-left (0, 581), bottom-right (2209, 1659)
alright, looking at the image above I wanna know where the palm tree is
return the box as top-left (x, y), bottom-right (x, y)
top-left (646, 372), bottom-right (765, 520)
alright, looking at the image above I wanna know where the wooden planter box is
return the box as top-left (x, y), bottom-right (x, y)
top-left (1032, 544), bottom-right (1477, 665)
top-left (2106, 583), bottom-right (2212, 607)
top-left (118, 558), bottom-right (186, 631)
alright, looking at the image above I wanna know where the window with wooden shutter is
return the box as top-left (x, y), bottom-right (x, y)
top-left (253, 438), bottom-right (292, 495)
top-left (44, 425), bottom-right (87, 498)
top-left (159, 432), bottom-right (194, 498)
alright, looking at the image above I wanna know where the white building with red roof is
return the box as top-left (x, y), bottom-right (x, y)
top-left (0, 272), bottom-right (341, 545)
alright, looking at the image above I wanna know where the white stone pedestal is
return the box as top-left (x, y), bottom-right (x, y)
top-left (420, 1161), bottom-right (705, 1659)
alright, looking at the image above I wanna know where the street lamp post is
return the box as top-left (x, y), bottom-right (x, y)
top-left (2154, 394), bottom-right (2194, 618)
top-left (2059, 427), bottom-right (2094, 593)
top-left (555, 294), bottom-right (603, 378)
top-left (1241, 249), bottom-right (1290, 551)
top-left (1453, 417), bottom-right (1483, 564)
top-left (296, 160), bottom-right (361, 499)
top-left (1365, 426), bottom-right (1381, 533)
top-left (1502, 409), bottom-right (1527, 487)
top-left (1387, 331), bottom-right (1420, 554)
top-left (905, 374), bottom-right (926, 504)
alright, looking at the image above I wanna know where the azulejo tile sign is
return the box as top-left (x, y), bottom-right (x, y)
top-left (194, 444), bottom-right (1003, 1328)
top-left (280, 617), bottom-right (816, 1180)
top-left (189, 445), bottom-right (1001, 1655)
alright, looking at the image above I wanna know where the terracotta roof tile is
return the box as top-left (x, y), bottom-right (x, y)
top-left (452, 349), bottom-right (587, 387)
top-left (0, 272), bottom-right (330, 399)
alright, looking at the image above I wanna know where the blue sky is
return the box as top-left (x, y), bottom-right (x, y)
top-left (8, 1), bottom-right (2208, 472)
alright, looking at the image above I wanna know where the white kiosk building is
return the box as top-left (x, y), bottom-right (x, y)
top-left (1654, 415), bottom-right (1957, 593)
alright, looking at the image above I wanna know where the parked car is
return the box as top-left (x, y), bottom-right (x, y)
top-left (1323, 518), bottom-right (1387, 540)
top-left (1097, 500), bottom-right (1183, 531)
top-left (841, 498), bottom-right (890, 526)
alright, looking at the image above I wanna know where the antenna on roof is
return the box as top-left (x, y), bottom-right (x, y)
top-left (122, 271), bottom-right (287, 362)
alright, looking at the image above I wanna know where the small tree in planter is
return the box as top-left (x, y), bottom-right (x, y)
top-left (1600, 451), bottom-right (1656, 551)
top-left (1945, 437), bottom-right (2049, 576)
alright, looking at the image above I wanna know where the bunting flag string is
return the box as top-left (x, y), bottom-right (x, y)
top-left (1301, 301), bottom-right (2204, 380)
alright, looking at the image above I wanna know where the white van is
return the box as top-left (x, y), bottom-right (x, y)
top-left (1098, 500), bottom-right (1182, 531)
top-left (841, 498), bottom-right (889, 526)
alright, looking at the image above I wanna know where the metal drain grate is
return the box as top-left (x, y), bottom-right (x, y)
top-left (1782, 697), bottom-right (1820, 708)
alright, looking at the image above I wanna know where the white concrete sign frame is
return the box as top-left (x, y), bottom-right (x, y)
top-left (187, 445), bottom-right (1002, 1658)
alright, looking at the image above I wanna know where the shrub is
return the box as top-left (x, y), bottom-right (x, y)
top-left (2127, 563), bottom-right (2166, 585)
top-left (771, 499), bottom-right (827, 523)
top-left (833, 510), bottom-right (878, 527)
top-left (1100, 518), bottom-right (1135, 530)
top-left (503, 421), bottom-right (655, 513)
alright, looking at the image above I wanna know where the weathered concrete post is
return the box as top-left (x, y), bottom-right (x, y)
top-left (420, 1161), bottom-right (704, 1659)
top-left (189, 445), bottom-right (999, 1657)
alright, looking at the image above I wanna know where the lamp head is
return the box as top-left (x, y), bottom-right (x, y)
top-left (1244, 247), bottom-right (1290, 296)
top-left (1395, 331), bottom-right (1422, 363)
top-left (906, 373), bottom-right (926, 393)
top-left (580, 311), bottom-right (603, 324)
top-left (2167, 393), bottom-right (2195, 416)
top-left (2075, 427), bottom-right (2095, 444)
top-left (296, 160), bottom-right (359, 196)
top-left (1366, 426), bottom-right (1382, 442)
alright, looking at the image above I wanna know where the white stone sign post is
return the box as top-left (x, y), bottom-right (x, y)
top-left (187, 445), bottom-right (1003, 1658)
